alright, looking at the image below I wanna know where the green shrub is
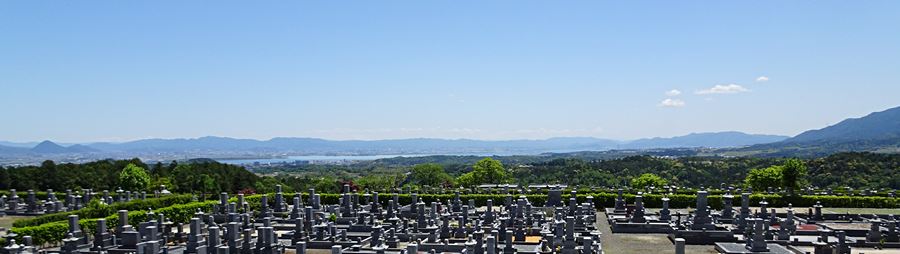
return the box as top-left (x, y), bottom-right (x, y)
top-left (246, 191), bottom-right (900, 209)
top-left (13, 194), bottom-right (193, 228)
top-left (10, 199), bottom-right (217, 246)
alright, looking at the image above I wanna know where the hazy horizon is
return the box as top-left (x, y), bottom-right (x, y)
top-left (1, 130), bottom-right (791, 145)
top-left (2, 1), bottom-right (899, 143)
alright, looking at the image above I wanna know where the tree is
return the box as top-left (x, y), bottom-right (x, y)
top-left (0, 166), bottom-right (8, 189)
top-left (356, 174), bottom-right (403, 192)
top-left (171, 164), bottom-right (195, 193)
top-left (198, 174), bottom-right (216, 200)
top-left (780, 158), bottom-right (808, 195)
top-left (456, 172), bottom-right (476, 187)
top-left (458, 158), bottom-right (507, 187)
top-left (630, 173), bottom-right (668, 189)
top-left (410, 163), bottom-right (452, 187)
top-left (744, 166), bottom-right (782, 192)
top-left (253, 176), bottom-right (282, 193)
top-left (119, 163), bottom-right (151, 191)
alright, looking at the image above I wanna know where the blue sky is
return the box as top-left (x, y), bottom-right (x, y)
top-left (1, 1), bottom-right (899, 142)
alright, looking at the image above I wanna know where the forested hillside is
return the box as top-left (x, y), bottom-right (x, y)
top-left (257, 152), bottom-right (900, 190)
top-left (1, 152), bottom-right (897, 194)
top-left (512, 153), bottom-right (899, 189)
top-left (0, 159), bottom-right (260, 195)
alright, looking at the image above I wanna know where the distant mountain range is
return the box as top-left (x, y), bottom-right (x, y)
top-left (731, 105), bottom-right (900, 157)
top-left (788, 106), bottom-right (900, 143)
top-left (622, 132), bottom-right (787, 149)
top-left (4, 105), bottom-right (900, 159)
top-left (31, 141), bottom-right (99, 154)
top-left (0, 132), bottom-right (787, 157)
top-left (0, 140), bottom-right (99, 155)
top-left (85, 136), bottom-right (623, 154)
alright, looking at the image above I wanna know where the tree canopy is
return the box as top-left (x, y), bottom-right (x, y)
top-left (409, 163), bottom-right (453, 187)
top-left (780, 158), bottom-right (808, 195)
top-left (0, 152), bottom-right (896, 193)
top-left (630, 173), bottom-right (668, 189)
top-left (744, 166), bottom-right (783, 191)
top-left (457, 158), bottom-right (507, 187)
top-left (118, 163), bottom-right (151, 191)
top-left (0, 158), bottom-right (261, 194)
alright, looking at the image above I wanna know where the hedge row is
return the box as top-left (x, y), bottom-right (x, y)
top-left (601, 193), bottom-right (899, 209)
top-left (10, 200), bottom-right (219, 246)
top-left (245, 192), bottom-right (900, 210)
top-left (12, 194), bottom-right (193, 228)
top-left (9, 194), bottom-right (262, 246)
top-left (379, 187), bottom-right (898, 198)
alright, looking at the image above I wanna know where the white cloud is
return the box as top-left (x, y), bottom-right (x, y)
top-left (665, 89), bottom-right (682, 96)
top-left (756, 76), bottom-right (769, 82)
top-left (695, 84), bottom-right (749, 95)
top-left (659, 98), bottom-right (686, 107)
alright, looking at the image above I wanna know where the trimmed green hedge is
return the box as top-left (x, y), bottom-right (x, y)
top-left (10, 200), bottom-right (218, 246)
top-left (246, 192), bottom-right (900, 209)
top-left (12, 194), bottom-right (193, 228)
top-left (602, 193), bottom-right (899, 209)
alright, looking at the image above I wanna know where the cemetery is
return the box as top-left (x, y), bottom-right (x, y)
top-left (0, 185), bottom-right (898, 254)
top-left (3, 1), bottom-right (900, 252)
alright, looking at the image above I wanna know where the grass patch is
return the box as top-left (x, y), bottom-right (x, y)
top-left (0, 216), bottom-right (29, 230)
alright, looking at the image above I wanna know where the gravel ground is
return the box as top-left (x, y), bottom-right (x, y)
top-left (0, 216), bottom-right (28, 234)
top-left (596, 212), bottom-right (717, 254)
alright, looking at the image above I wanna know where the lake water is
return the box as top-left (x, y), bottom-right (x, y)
top-left (216, 154), bottom-right (431, 165)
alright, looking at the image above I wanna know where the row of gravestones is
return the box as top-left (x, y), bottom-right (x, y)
top-left (612, 188), bottom-right (900, 253)
top-left (208, 186), bottom-right (603, 254)
top-left (0, 188), bottom-right (164, 216)
top-left (272, 183), bottom-right (898, 199)
top-left (4, 185), bottom-right (605, 254)
top-left (295, 194), bottom-right (600, 254)
top-left (3, 206), bottom-right (283, 254)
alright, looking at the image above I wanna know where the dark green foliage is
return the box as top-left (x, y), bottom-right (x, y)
top-left (409, 163), bottom-right (453, 187)
top-left (780, 158), bottom-right (808, 195)
top-left (805, 152), bottom-right (900, 189)
top-left (1, 159), bottom-right (145, 191)
top-left (355, 173), bottom-right (404, 192)
top-left (0, 159), bottom-right (259, 194)
top-left (168, 162), bottom-right (259, 195)
top-left (512, 155), bottom-right (778, 188)
top-left (253, 176), bottom-right (289, 193)
top-left (513, 153), bottom-right (898, 190)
